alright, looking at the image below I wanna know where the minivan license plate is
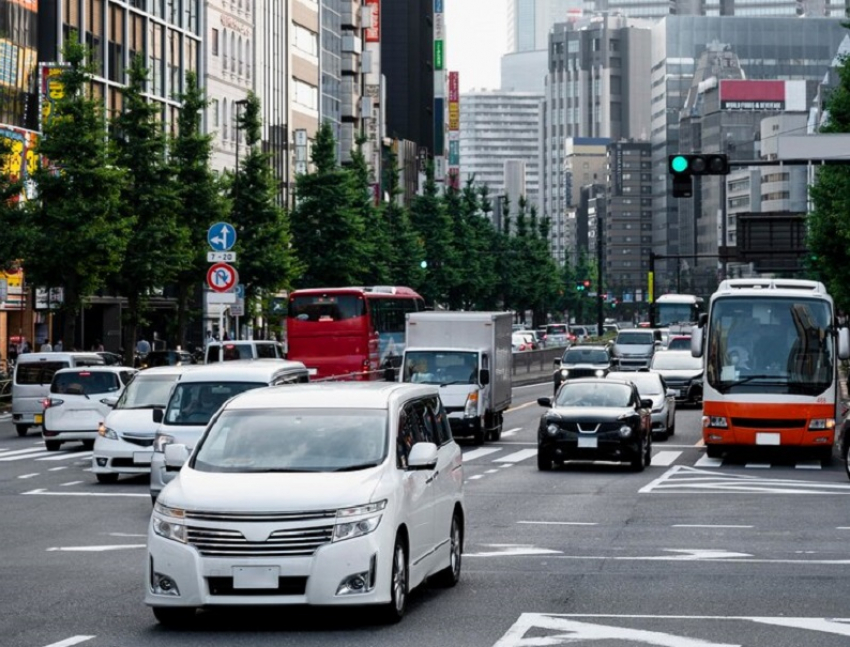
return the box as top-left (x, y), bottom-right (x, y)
top-left (233, 566), bottom-right (279, 589)
top-left (34, 414), bottom-right (43, 424)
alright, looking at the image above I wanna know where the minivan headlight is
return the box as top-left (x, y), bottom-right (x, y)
top-left (152, 502), bottom-right (187, 543)
top-left (333, 500), bottom-right (387, 542)
top-left (98, 423), bottom-right (118, 440)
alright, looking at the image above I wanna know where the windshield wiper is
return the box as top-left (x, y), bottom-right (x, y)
top-left (440, 381), bottom-right (471, 386)
top-left (726, 374), bottom-right (788, 386)
top-left (249, 468), bottom-right (316, 473)
top-left (334, 462), bottom-right (381, 472)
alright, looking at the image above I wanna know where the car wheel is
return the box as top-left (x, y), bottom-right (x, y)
top-left (96, 472), bottom-right (119, 484)
top-left (432, 512), bottom-right (463, 588)
top-left (644, 434), bottom-right (652, 467)
top-left (537, 447), bottom-right (553, 471)
top-left (706, 444), bottom-right (724, 459)
top-left (487, 413), bottom-right (503, 442)
top-left (82, 439), bottom-right (95, 450)
top-left (472, 422), bottom-right (485, 446)
top-left (844, 442), bottom-right (850, 480)
top-left (152, 606), bottom-right (197, 628)
top-left (15, 424), bottom-right (29, 437)
top-left (45, 440), bottom-right (61, 452)
top-left (630, 436), bottom-right (646, 472)
top-left (377, 536), bottom-right (408, 624)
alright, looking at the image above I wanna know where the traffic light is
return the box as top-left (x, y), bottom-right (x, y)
top-left (576, 281), bottom-right (585, 292)
top-left (668, 154), bottom-right (730, 199)
top-left (583, 280), bottom-right (591, 290)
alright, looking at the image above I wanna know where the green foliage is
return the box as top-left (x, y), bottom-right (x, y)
top-left (110, 54), bottom-right (186, 352)
top-left (0, 139), bottom-right (24, 268)
top-left (381, 152), bottom-right (425, 288)
top-left (291, 122), bottom-right (369, 287)
top-left (171, 70), bottom-right (230, 345)
top-left (24, 35), bottom-right (130, 346)
top-left (231, 92), bottom-right (302, 309)
top-left (349, 138), bottom-right (386, 284)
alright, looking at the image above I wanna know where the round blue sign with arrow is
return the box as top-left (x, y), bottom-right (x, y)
top-left (208, 222), bottom-right (237, 251)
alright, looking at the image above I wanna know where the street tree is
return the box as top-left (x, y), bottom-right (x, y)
top-left (291, 122), bottom-right (369, 287)
top-left (24, 36), bottom-right (129, 350)
top-left (230, 92), bottom-right (301, 314)
top-left (381, 152), bottom-right (425, 288)
top-left (0, 139), bottom-right (24, 269)
top-left (171, 71), bottom-right (230, 349)
top-left (807, 37), bottom-right (850, 309)
top-left (409, 164), bottom-right (458, 307)
top-left (110, 55), bottom-right (186, 362)
top-left (349, 139), bottom-right (386, 284)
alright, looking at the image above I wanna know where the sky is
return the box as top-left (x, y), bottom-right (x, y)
top-left (445, 0), bottom-right (508, 93)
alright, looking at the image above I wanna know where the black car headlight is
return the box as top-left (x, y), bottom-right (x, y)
top-left (546, 423), bottom-right (560, 437)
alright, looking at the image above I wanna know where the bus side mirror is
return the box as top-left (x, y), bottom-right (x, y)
top-left (839, 327), bottom-right (850, 361)
top-left (691, 328), bottom-right (704, 358)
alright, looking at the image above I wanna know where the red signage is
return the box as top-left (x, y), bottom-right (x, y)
top-left (448, 71), bottom-right (459, 103)
top-left (207, 262), bottom-right (238, 293)
top-left (720, 80), bottom-right (785, 111)
top-left (365, 0), bottom-right (380, 43)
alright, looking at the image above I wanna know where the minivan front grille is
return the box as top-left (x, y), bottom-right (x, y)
top-left (184, 509), bottom-right (337, 523)
top-left (186, 525), bottom-right (334, 557)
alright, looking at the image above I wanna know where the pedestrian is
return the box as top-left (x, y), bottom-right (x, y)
top-left (136, 336), bottom-right (151, 355)
top-left (40, 339), bottom-right (53, 352)
top-left (19, 337), bottom-right (31, 354)
top-left (92, 339), bottom-right (104, 352)
top-left (54, 339), bottom-right (63, 352)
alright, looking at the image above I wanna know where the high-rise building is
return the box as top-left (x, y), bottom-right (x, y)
top-left (587, 0), bottom-right (846, 16)
top-left (507, 0), bottom-right (584, 53)
top-left (0, 0), bottom-right (38, 132)
top-left (459, 90), bottom-right (543, 212)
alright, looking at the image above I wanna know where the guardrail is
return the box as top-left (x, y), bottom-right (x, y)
top-left (511, 345), bottom-right (565, 376)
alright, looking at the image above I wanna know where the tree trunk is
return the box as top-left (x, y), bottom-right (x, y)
top-left (123, 293), bottom-right (140, 367)
top-left (176, 279), bottom-right (190, 351)
top-left (61, 286), bottom-right (80, 351)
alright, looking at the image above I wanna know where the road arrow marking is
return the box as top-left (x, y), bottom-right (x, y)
top-left (43, 637), bottom-right (95, 647)
top-left (747, 617), bottom-right (850, 637)
top-left (464, 544), bottom-right (564, 557)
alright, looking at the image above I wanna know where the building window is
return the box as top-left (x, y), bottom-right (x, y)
top-left (294, 24), bottom-right (319, 57)
top-left (222, 29), bottom-right (228, 70)
top-left (212, 98), bottom-right (219, 127)
top-left (245, 39), bottom-right (251, 79)
top-left (223, 98), bottom-right (228, 140)
top-left (238, 35), bottom-right (243, 75)
top-left (294, 79), bottom-right (318, 111)
top-left (212, 28), bottom-right (219, 56)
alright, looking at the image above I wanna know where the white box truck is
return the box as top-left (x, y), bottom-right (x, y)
top-left (399, 311), bottom-right (513, 444)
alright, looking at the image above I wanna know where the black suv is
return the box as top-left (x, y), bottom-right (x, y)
top-left (553, 345), bottom-right (612, 394)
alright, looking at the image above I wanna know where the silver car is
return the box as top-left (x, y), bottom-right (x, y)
top-left (650, 350), bottom-right (704, 406)
top-left (612, 370), bottom-right (676, 439)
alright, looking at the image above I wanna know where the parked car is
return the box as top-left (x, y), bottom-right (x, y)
top-left (666, 336), bottom-right (692, 351)
top-left (614, 370), bottom-right (676, 439)
top-left (140, 350), bottom-right (195, 368)
top-left (42, 366), bottom-right (138, 451)
top-left (650, 350), bottom-right (704, 405)
top-left (92, 365), bottom-right (196, 483)
top-left (145, 382), bottom-right (465, 626)
top-left (536, 377), bottom-right (652, 471)
top-left (11, 352), bottom-right (105, 437)
top-left (553, 345), bottom-right (611, 394)
top-left (97, 351), bottom-right (125, 366)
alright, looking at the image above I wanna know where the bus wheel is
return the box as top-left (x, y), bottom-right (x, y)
top-left (706, 444), bottom-right (724, 459)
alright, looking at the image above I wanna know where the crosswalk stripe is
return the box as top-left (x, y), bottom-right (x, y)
top-left (795, 461), bottom-right (822, 470)
top-left (651, 451), bottom-right (682, 466)
top-left (36, 451), bottom-right (93, 462)
top-left (501, 427), bottom-right (521, 438)
top-left (745, 463), bottom-right (771, 469)
top-left (493, 449), bottom-right (539, 463)
top-left (0, 449), bottom-right (52, 461)
top-left (462, 447), bottom-right (502, 462)
top-left (0, 447), bottom-right (51, 459)
top-left (694, 455), bottom-right (723, 467)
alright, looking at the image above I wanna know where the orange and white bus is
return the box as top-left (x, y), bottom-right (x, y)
top-left (692, 279), bottom-right (849, 462)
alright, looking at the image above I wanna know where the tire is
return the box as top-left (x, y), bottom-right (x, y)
top-left (487, 413), bottom-right (503, 442)
top-left (151, 494), bottom-right (158, 506)
top-left (644, 434), bottom-right (652, 467)
top-left (45, 440), bottom-right (61, 451)
top-left (471, 421), bottom-right (485, 446)
top-left (96, 472), bottom-right (119, 484)
top-left (537, 447), bottom-right (553, 471)
top-left (844, 442), bottom-right (850, 481)
top-left (432, 512), bottom-right (463, 588)
top-left (15, 424), bottom-right (29, 437)
top-left (630, 435), bottom-right (646, 472)
top-left (818, 447), bottom-right (833, 467)
top-left (152, 606), bottom-right (197, 628)
top-left (376, 536), bottom-right (408, 624)
top-left (706, 444), bottom-right (724, 459)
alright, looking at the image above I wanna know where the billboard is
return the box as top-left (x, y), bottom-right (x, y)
top-left (39, 63), bottom-right (69, 132)
top-left (0, 40), bottom-right (37, 90)
top-left (719, 80), bottom-right (806, 112)
top-left (434, 97), bottom-right (445, 155)
top-left (0, 124), bottom-right (38, 201)
top-left (365, 0), bottom-right (380, 43)
top-left (448, 71), bottom-right (458, 103)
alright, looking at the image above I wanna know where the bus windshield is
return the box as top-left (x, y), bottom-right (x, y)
top-left (657, 303), bottom-right (698, 326)
top-left (706, 297), bottom-right (833, 396)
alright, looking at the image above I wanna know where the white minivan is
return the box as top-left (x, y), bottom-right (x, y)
top-left (204, 340), bottom-right (285, 363)
top-left (146, 382), bottom-right (464, 627)
top-left (149, 360), bottom-right (310, 502)
top-left (11, 352), bottom-right (104, 437)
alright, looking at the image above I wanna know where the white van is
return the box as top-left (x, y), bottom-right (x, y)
top-left (11, 352), bottom-right (104, 437)
top-left (149, 359), bottom-right (310, 502)
top-left (204, 340), bottom-right (285, 363)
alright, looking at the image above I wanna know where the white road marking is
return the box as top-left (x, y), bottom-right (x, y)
top-left (485, 469), bottom-right (499, 474)
top-left (838, 527), bottom-right (850, 530)
top-left (747, 617), bottom-right (850, 637)
top-left (694, 455), bottom-right (723, 467)
top-left (672, 524), bottom-right (753, 529)
top-left (462, 447), bottom-right (502, 462)
top-left (518, 521), bottom-right (597, 526)
top-left (651, 450), bottom-right (682, 466)
top-left (61, 481), bottom-right (84, 487)
top-left (506, 401), bottom-right (537, 412)
top-left (0, 447), bottom-right (52, 460)
top-left (640, 465), bottom-right (850, 495)
top-left (42, 637), bottom-right (96, 647)
top-left (48, 466), bottom-right (67, 471)
top-left (745, 462), bottom-right (771, 469)
top-left (467, 474), bottom-right (484, 480)
top-left (465, 544), bottom-right (564, 557)
top-left (493, 449), bottom-right (538, 463)
top-left (37, 451), bottom-right (93, 462)
top-left (501, 427), bottom-right (521, 437)
top-left (22, 488), bottom-right (148, 498)
top-left (47, 544), bottom-right (145, 552)
top-left (795, 461), bottom-right (823, 470)
top-left (109, 532), bottom-right (146, 537)
top-left (17, 473), bottom-right (39, 479)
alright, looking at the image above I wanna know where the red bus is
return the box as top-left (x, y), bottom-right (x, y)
top-left (286, 286), bottom-right (426, 380)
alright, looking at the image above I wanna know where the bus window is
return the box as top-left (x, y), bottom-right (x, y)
top-left (289, 295), bottom-right (366, 322)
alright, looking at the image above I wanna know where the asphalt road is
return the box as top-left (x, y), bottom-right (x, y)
top-left (2, 378), bottom-right (850, 647)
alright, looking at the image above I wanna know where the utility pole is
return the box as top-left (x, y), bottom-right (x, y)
top-left (596, 210), bottom-right (604, 338)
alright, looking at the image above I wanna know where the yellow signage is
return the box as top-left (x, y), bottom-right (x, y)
top-left (448, 103), bottom-right (459, 131)
top-left (647, 272), bottom-right (654, 303)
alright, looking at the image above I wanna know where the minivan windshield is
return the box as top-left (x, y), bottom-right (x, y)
top-left (117, 374), bottom-right (180, 409)
top-left (192, 409), bottom-right (388, 473)
top-left (51, 371), bottom-right (120, 395)
top-left (164, 382), bottom-right (266, 426)
top-left (616, 332), bottom-right (654, 345)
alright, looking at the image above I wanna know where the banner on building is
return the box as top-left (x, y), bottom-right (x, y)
top-left (719, 80), bottom-right (806, 112)
top-left (448, 139), bottom-right (459, 166)
top-left (1, 124), bottom-right (38, 202)
top-left (365, 0), bottom-right (380, 43)
top-left (39, 63), bottom-right (69, 132)
top-left (0, 267), bottom-right (25, 311)
top-left (448, 71), bottom-right (459, 103)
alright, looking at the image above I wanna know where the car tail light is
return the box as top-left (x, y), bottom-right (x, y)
top-left (43, 398), bottom-right (64, 409)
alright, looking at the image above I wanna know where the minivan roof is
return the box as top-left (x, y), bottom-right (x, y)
top-left (224, 381), bottom-right (438, 411)
top-left (175, 359), bottom-right (308, 383)
top-left (15, 352), bottom-right (103, 363)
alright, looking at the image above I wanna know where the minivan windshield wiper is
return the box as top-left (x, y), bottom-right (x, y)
top-left (333, 462), bottom-right (381, 472)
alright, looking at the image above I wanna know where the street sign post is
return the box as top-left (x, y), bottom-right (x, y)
top-left (207, 262), bottom-right (239, 293)
top-left (207, 222), bottom-right (237, 251)
top-left (207, 251), bottom-right (237, 263)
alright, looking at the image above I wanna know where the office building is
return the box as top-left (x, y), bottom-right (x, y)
top-left (507, 0), bottom-right (584, 53)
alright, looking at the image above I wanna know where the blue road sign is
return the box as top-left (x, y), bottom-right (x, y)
top-left (208, 222), bottom-right (237, 251)
top-left (235, 284), bottom-right (245, 299)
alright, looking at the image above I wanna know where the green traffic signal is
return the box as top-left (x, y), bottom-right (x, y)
top-left (671, 155), bottom-right (689, 173)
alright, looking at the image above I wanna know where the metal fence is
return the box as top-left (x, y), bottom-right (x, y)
top-left (511, 345), bottom-right (564, 376)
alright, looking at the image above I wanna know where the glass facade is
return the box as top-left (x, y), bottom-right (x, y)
top-left (320, 0), bottom-right (341, 161)
top-left (0, 0), bottom-right (38, 131)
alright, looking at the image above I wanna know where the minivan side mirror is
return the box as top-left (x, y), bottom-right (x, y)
top-left (408, 442), bottom-right (438, 470)
top-left (100, 397), bottom-right (119, 408)
top-left (152, 408), bottom-right (164, 424)
top-left (164, 443), bottom-right (190, 469)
